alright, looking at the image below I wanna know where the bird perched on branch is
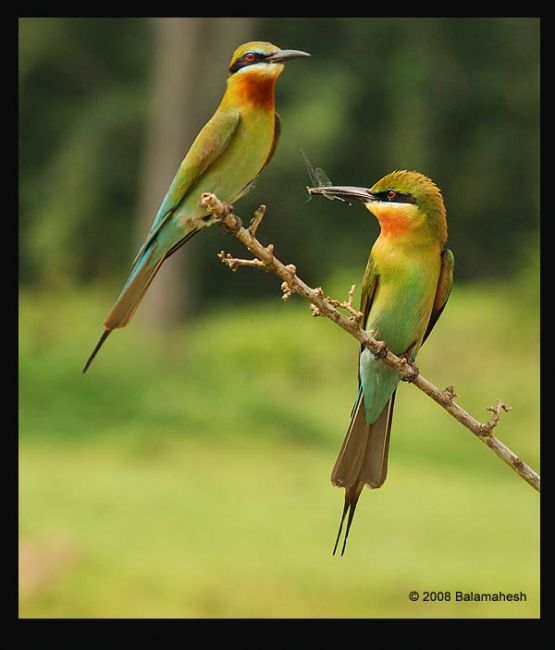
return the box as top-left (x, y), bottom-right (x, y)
top-left (308, 171), bottom-right (454, 555)
top-left (83, 41), bottom-right (310, 372)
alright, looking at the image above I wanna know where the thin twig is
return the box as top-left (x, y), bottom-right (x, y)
top-left (217, 251), bottom-right (267, 272)
top-left (327, 284), bottom-right (364, 324)
top-left (201, 193), bottom-right (540, 493)
top-left (481, 400), bottom-right (513, 434)
top-left (249, 205), bottom-right (266, 237)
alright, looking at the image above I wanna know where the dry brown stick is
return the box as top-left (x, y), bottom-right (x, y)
top-left (201, 193), bottom-right (540, 493)
top-left (217, 251), bottom-right (266, 272)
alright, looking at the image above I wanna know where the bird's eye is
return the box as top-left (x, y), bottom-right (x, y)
top-left (386, 190), bottom-right (397, 201)
top-left (244, 52), bottom-right (257, 62)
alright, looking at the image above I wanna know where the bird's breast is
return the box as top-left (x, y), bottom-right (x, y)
top-left (366, 239), bottom-right (442, 354)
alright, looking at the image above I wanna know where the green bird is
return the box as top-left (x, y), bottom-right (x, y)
top-left (83, 41), bottom-right (310, 372)
top-left (309, 171), bottom-right (454, 555)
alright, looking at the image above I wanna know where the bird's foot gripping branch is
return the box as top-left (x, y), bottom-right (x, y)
top-left (200, 192), bottom-right (540, 493)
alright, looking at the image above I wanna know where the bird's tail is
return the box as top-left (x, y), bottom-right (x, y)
top-left (105, 246), bottom-right (167, 331)
top-left (331, 390), bottom-right (396, 555)
top-left (82, 244), bottom-right (165, 373)
top-left (82, 229), bottom-right (198, 373)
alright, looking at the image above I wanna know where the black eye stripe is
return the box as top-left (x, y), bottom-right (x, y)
top-left (229, 51), bottom-right (268, 74)
top-left (373, 191), bottom-right (416, 204)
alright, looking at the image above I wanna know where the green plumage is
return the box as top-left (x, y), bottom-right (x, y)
top-left (83, 41), bottom-right (310, 372)
top-left (309, 171), bottom-right (454, 554)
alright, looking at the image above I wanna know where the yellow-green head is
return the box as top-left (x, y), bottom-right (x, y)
top-left (309, 170), bottom-right (447, 243)
top-left (228, 41), bottom-right (310, 78)
top-left (223, 41), bottom-right (310, 110)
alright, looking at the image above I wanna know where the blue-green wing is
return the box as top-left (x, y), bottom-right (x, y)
top-left (422, 248), bottom-right (454, 344)
top-left (357, 252), bottom-right (380, 388)
top-left (262, 112), bottom-right (281, 171)
top-left (360, 255), bottom-right (379, 326)
top-left (359, 253), bottom-right (379, 340)
top-left (132, 109), bottom-right (240, 265)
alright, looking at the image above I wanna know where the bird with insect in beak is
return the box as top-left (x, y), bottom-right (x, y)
top-left (308, 171), bottom-right (454, 555)
top-left (83, 41), bottom-right (310, 373)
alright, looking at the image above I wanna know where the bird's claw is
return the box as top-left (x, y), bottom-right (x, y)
top-left (220, 214), bottom-right (243, 234)
top-left (400, 359), bottom-right (419, 382)
top-left (219, 201), bottom-right (234, 217)
top-left (373, 341), bottom-right (389, 359)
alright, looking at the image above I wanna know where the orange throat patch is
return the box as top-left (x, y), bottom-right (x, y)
top-left (371, 203), bottom-right (413, 238)
top-left (233, 72), bottom-right (276, 110)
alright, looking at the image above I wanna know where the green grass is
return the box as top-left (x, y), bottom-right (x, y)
top-left (19, 278), bottom-right (539, 618)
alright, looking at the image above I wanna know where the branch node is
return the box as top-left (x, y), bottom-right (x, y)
top-left (281, 281), bottom-right (294, 301)
top-left (309, 304), bottom-right (321, 317)
top-left (441, 385), bottom-right (458, 404)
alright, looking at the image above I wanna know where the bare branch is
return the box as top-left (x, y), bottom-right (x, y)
top-left (203, 193), bottom-right (540, 493)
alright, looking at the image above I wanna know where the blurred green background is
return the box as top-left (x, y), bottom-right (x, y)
top-left (19, 17), bottom-right (539, 618)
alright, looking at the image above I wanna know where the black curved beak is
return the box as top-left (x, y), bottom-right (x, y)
top-left (307, 185), bottom-right (375, 203)
top-left (267, 49), bottom-right (311, 63)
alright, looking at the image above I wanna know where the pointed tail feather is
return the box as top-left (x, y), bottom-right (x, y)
top-left (105, 227), bottom-right (199, 332)
top-left (82, 255), bottom-right (164, 373)
top-left (83, 329), bottom-right (112, 373)
top-left (331, 392), bottom-right (396, 554)
top-left (82, 227), bottom-right (200, 373)
top-left (82, 244), bottom-right (165, 373)
top-left (332, 483), bottom-right (363, 556)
